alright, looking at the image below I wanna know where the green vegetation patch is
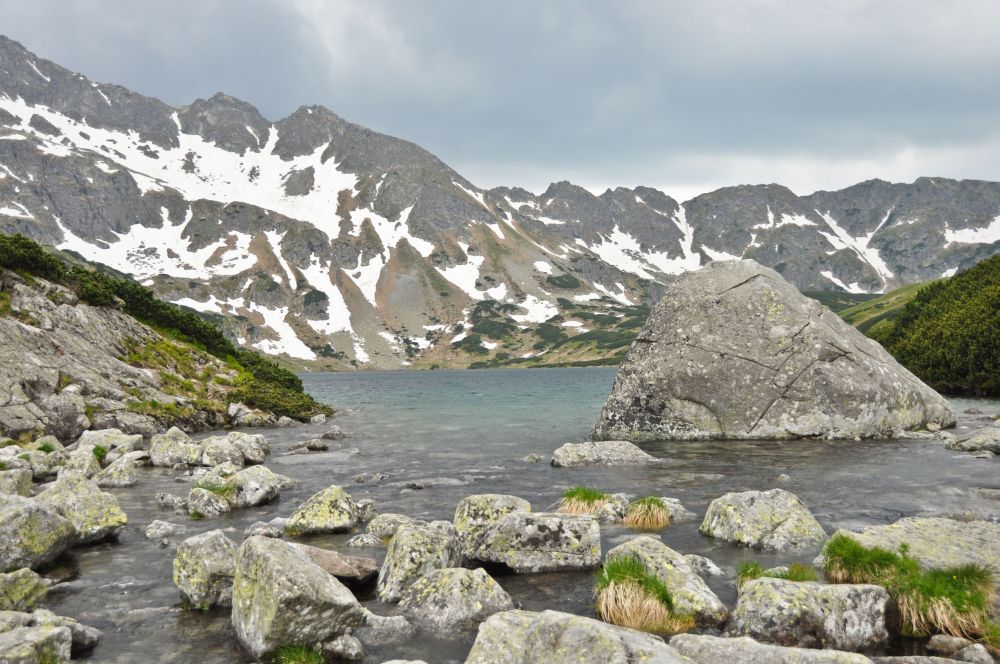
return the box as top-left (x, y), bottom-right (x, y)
top-left (737, 561), bottom-right (818, 588)
top-left (546, 273), bottom-right (582, 289)
top-left (273, 645), bottom-right (325, 664)
top-left (823, 534), bottom-right (995, 639)
top-left (92, 445), bottom-right (108, 464)
top-left (595, 554), bottom-right (694, 635)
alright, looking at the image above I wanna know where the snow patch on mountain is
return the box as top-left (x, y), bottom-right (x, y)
top-left (944, 215), bottom-right (1000, 245)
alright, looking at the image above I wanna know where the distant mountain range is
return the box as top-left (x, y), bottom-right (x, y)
top-left (2, 35), bottom-right (999, 368)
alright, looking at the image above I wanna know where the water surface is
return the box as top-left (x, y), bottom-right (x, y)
top-left (50, 368), bottom-right (1000, 662)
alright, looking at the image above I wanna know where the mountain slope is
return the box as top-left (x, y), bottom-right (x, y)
top-left (2, 35), bottom-right (999, 368)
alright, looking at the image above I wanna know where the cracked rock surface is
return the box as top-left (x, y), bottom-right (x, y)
top-left (593, 260), bottom-right (955, 441)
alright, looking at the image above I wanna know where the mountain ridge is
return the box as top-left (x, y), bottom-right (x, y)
top-left (2, 34), bottom-right (999, 369)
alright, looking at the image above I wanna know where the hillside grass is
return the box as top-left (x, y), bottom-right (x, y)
top-left (837, 281), bottom-right (938, 336)
top-left (0, 233), bottom-right (330, 419)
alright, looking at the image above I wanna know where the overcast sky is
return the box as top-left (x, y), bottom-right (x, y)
top-left (3, 0), bottom-right (999, 201)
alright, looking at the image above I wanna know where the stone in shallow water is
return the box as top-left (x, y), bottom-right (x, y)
top-left (0, 625), bottom-right (72, 664)
top-left (367, 513), bottom-right (426, 541)
top-left (231, 536), bottom-right (363, 659)
top-left (0, 495), bottom-right (76, 570)
top-left (468, 511), bottom-right (601, 573)
top-left (671, 633), bottom-right (873, 663)
top-left (727, 577), bottom-right (890, 652)
top-left (465, 609), bottom-right (689, 664)
top-left (186, 488), bottom-right (231, 518)
top-left (550, 440), bottom-right (660, 467)
top-left (700, 488), bottom-right (826, 551)
top-left (946, 428), bottom-right (1000, 454)
top-left (398, 567), bottom-right (514, 637)
top-left (290, 543), bottom-right (377, 588)
top-left (0, 568), bottom-right (47, 612)
top-left (35, 472), bottom-right (127, 544)
top-left (226, 465), bottom-right (282, 508)
top-left (145, 520), bottom-right (179, 540)
top-left (376, 525), bottom-right (461, 603)
top-left (592, 260), bottom-right (955, 441)
top-left (605, 536), bottom-right (728, 626)
top-left (172, 530), bottom-right (237, 609)
top-left (284, 484), bottom-right (358, 535)
top-left (453, 493), bottom-right (531, 558)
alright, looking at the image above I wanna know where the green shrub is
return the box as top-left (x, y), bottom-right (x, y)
top-left (738, 561), bottom-right (818, 588)
top-left (37, 442), bottom-right (55, 454)
top-left (92, 445), bottom-right (108, 463)
top-left (546, 273), bottom-right (582, 289)
top-left (196, 481), bottom-right (236, 499)
top-left (274, 644), bottom-right (324, 664)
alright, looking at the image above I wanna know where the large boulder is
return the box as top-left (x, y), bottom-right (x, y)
top-left (0, 495), bottom-right (75, 570)
top-left (453, 494), bottom-right (531, 557)
top-left (592, 260), bottom-right (955, 441)
top-left (397, 567), bottom-right (514, 637)
top-left (200, 436), bottom-right (244, 468)
top-left (77, 428), bottom-right (143, 451)
top-left (367, 513), bottom-right (426, 541)
top-left (35, 472), bottom-right (127, 543)
top-left (228, 431), bottom-right (269, 464)
top-left (551, 440), bottom-right (660, 467)
top-left (605, 536), bottom-right (728, 626)
top-left (60, 446), bottom-right (100, 479)
top-left (231, 536), bottom-right (363, 659)
top-left (226, 465), bottom-right (283, 508)
top-left (285, 485), bottom-right (358, 535)
top-left (727, 577), bottom-right (890, 652)
top-left (149, 427), bottom-right (201, 467)
top-left (468, 511), bottom-right (601, 573)
top-left (700, 489), bottom-right (826, 551)
top-left (0, 625), bottom-right (72, 664)
top-left (376, 525), bottom-right (461, 602)
top-left (0, 569), bottom-right (47, 612)
top-left (671, 634), bottom-right (873, 663)
top-left (173, 530), bottom-right (238, 609)
top-left (92, 453), bottom-right (142, 488)
top-left (465, 609), bottom-right (692, 664)
top-left (821, 518), bottom-right (1000, 572)
top-left (187, 487), bottom-right (232, 518)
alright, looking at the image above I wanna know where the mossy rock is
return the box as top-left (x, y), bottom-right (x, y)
top-left (172, 529), bottom-right (237, 610)
top-left (285, 485), bottom-right (358, 536)
top-left (0, 494), bottom-right (75, 570)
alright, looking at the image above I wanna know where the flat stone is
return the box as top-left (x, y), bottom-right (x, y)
top-left (672, 634), bottom-right (874, 663)
top-left (700, 488), bottom-right (826, 551)
top-left (551, 440), bottom-right (661, 467)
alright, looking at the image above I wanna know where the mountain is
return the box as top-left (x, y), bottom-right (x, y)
top-left (2, 35), bottom-right (999, 369)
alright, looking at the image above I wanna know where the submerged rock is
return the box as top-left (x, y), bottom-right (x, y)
top-left (145, 520), bottom-right (179, 540)
top-left (398, 567), bottom-right (514, 637)
top-left (821, 517), bottom-right (1000, 572)
top-left (700, 489), bottom-right (826, 551)
top-left (453, 494), bottom-right (531, 557)
top-left (727, 577), bottom-right (890, 652)
top-left (550, 440), bottom-right (660, 467)
top-left (172, 530), bottom-right (237, 609)
top-left (36, 472), bottom-right (127, 543)
top-left (592, 260), bottom-right (955, 441)
top-left (290, 543), bottom-right (378, 588)
top-left (606, 536), bottom-right (728, 626)
top-left (671, 634), bottom-right (873, 663)
top-left (285, 484), bottom-right (358, 535)
top-left (231, 536), bottom-right (363, 659)
top-left (468, 512), bottom-right (601, 573)
top-left (376, 525), bottom-right (461, 602)
top-left (465, 609), bottom-right (690, 663)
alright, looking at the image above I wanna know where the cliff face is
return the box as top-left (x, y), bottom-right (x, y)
top-left (0, 268), bottom-right (239, 442)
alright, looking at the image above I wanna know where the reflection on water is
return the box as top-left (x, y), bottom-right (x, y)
top-left (48, 368), bottom-right (1000, 662)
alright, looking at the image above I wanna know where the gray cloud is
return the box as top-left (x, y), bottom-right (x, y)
top-left (3, 0), bottom-right (1000, 199)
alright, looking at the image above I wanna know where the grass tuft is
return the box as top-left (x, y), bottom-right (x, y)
top-left (92, 445), bottom-right (108, 464)
top-left (37, 442), bottom-right (55, 454)
top-left (624, 496), bottom-right (671, 530)
top-left (273, 644), bottom-right (324, 664)
top-left (0, 460), bottom-right (8, 471)
top-left (557, 486), bottom-right (611, 514)
top-left (595, 555), bottom-right (694, 635)
top-left (737, 561), bottom-right (818, 589)
top-left (822, 533), bottom-right (996, 639)
top-left (196, 481), bottom-right (236, 500)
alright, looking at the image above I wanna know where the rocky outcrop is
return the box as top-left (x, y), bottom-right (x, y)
top-left (453, 494), bottom-right (531, 557)
top-left (550, 440), bottom-right (660, 467)
top-left (727, 578), bottom-right (890, 652)
top-left (397, 567), bottom-right (514, 637)
top-left (593, 261), bottom-right (955, 441)
top-left (465, 609), bottom-right (691, 663)
top-left (467, 512), bottom-right (601, 573)
top-left (700, 489), bottom-right (827, 551)
top-left (821, 517), bottom-right (1000, 572)
top-left (231, 536), bottom-right (363, 659)
top-left (376, 525), bottom-right (461, 602)
top-left (671, 634), bottom-right (873, 663)
top-left (0, 495), bottom-right (75, 570)
top-left (605, 536), bottom-right (728, 626)
top-left (173, 530), bottom-right (237, 609)
top-left (0, 270), bottom-right (237, 442)
top-left (285, 485), bottom-right (359, 535)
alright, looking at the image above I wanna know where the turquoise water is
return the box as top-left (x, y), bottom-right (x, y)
top-left (50, 368), bottom-right (1000, 663)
